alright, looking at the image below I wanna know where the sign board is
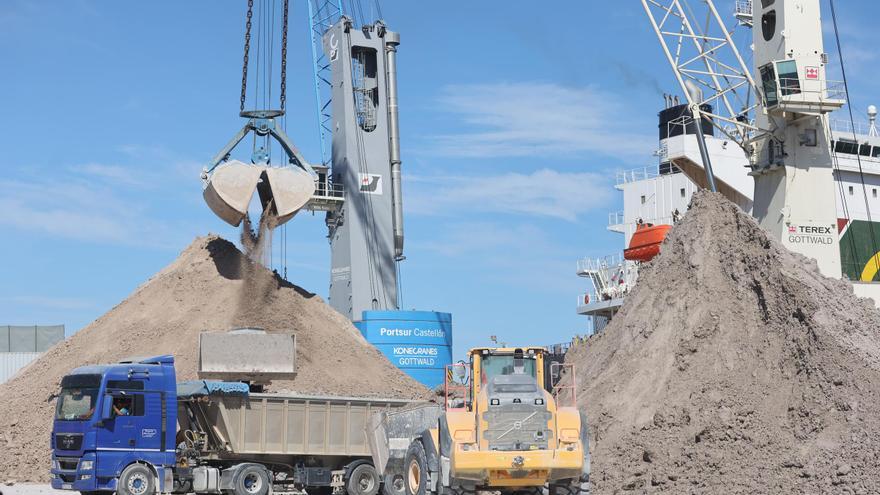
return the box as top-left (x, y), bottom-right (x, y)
top-left (359, 174), bottom-right (383, 195)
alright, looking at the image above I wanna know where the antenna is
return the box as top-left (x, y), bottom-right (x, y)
top-left (869, 105), bottom-right (878, 137)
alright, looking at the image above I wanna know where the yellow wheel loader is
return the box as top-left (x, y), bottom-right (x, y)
top-left (368, 347), bottom-right (589, 495)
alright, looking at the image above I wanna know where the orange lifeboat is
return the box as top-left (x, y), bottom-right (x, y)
top-left (624, 222), bottom-right (672, 262)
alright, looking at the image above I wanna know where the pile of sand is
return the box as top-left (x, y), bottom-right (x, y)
top-left (0, 236), bottom-right (430, 482)
top-left (569, 191), bottom-right (880, 494)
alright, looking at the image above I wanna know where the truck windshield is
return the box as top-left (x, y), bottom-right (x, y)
top-left (55, 388), bottom-right (99, 421)
top-left (55, 373), bottom-right (102, 421)
top-left (481, 354), bottom-right (537, 383)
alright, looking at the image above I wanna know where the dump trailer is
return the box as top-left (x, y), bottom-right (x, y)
top-left (50, 355), bottom-right (417, 495)
top-left (367, 347), bottom-right (589, 495)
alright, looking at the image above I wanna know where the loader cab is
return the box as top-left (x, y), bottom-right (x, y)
top-left (470, 347), bottom-right (546, 399)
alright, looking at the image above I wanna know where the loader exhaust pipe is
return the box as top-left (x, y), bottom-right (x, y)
top-left (385, 30), bottom-right (405, 260)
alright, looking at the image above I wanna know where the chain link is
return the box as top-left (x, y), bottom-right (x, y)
top-left (240, 0), bottom-right (254, 113)
top-left (280, 0), bottom-right (289, 113)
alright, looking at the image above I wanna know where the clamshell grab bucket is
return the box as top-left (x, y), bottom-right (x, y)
top-left (257, 166), bottom-right (317, 225)
top-left (203, 159), bottom-right (315, 227)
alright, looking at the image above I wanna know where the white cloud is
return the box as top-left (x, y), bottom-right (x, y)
top-left (424, 82), bottom-right (655, 159)
top-left (0, 177), bottom-right (167, 246)
top-left (0, 157), bottom-right (197, 248)
top-left (71, 163), bottom-right (150, 187)
top-left (405, 168), bottom-right (611, 221)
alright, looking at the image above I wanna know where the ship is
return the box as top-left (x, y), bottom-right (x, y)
top-left (577, 99), bottom-right (880, 332)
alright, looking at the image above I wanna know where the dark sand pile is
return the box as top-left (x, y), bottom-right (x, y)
top-left (569, 191), bottom-right (880, 494)
top-left (0, 236), bottom-right (430, 482)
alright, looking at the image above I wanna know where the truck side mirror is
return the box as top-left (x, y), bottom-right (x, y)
top-left (101, 395), bottom-right (114, 420)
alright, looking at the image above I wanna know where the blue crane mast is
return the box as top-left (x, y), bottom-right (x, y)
top-left (307, 0), bottom-right (344, 167)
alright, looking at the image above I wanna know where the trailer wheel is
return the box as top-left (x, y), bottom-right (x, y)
top-left (233, 465), bottom-right (270, 495)
top-left (347, 464), bottom-right (380, 495)
top-left (383, 472), bottom-right (405, 495)
top-left (118, 464), bottom-right (155, 495)
top-left (404, 441), bottom-right (427, 495)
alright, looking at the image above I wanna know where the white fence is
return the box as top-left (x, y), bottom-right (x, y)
top-left (0, 352), bottom-right (42, 384)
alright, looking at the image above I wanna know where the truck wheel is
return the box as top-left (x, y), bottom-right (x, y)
top-left (234, 465), bottom-right (270, 495)
top-left (404, 441), bottom-right (428, 495)
top-left (118, 464), bottom-right (155, 495)
top-left (383, 472), bottom-right (405, 495)
top-left (347, 464), bottom-right (380, 495)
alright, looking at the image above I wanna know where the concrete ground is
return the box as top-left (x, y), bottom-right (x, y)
top-left (0, 485), bottom-right (75, 495)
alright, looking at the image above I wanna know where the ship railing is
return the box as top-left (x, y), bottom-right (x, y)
top-left (577, 253), bottom-right (625, 275)
top-left (577, 284), bottom-right (630, 306)
top-left (666, 114), bottom-right (755, 145)
top-left (830, 119), bottom-right (873, 137)
top-left (616, 166), bottom-right (660, 185)
top-left (576, 254), bottom-right (639, 305)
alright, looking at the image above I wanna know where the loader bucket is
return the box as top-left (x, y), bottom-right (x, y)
top-left (256, 166), bottom-right (316, 226)
top-left (203, 160), bottom-right (263, 227)
top-left (204, 160), bottom-right (316, 227)
top-left (198, 330), bottom-right (296, 383)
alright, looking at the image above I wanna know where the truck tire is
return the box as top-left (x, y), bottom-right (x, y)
top-left (404, 441), bottom-right (428, 495)
top-left (347, 464), bottom-right (380, 495)
top-left (383, 472), bottom-right (405, 495)
top-left (118, 464), bottom-right (155, 495)
top-left (233, 464), bottom-right (270, 495)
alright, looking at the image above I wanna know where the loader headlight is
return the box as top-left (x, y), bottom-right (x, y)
top-left (454, 430), bottom-right (475, 443)
top-left (559, 429), bottom-right (580, 443)
top-left (79, 460), bottom-right (94, 471)
top-left (52, 460), bottom-right (59, 470)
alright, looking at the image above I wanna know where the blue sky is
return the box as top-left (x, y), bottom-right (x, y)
top-left (2, 1), bottom-right (878, 358)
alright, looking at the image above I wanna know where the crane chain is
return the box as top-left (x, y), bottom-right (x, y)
top-left (280, 0), bottom-right (289, 113)
top-left (240, 0), bottom-right (254, 113)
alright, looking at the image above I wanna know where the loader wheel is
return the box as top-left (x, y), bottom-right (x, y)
top-left (404, 441), bottom-right (428, 495)
top-left (577, 475), bottom-right (591, 495)
top-left (118, 464), bottom-right (155, 495)
top-left (233, 464), bottom-right (270, 495)
top-left (383, 472), bottom-right (405, 495)
top-left (348, 463), bottom-right (381, 495)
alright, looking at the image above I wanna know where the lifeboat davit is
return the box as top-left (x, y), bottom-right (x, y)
top-left (624, 223), bottom-right (672, 262)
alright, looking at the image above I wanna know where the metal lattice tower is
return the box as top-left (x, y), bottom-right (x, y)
top-left (308, 0), bottom-right (344, 167)
top-left (641, 0), bottom-right (765, 147)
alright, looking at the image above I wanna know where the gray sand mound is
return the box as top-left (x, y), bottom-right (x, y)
top-left (569, 191), bottom-right (880, 494)
top-left (0, 236), bottom-right (430, 482)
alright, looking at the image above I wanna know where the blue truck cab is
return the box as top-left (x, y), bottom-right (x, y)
top-left (51, 355), bottom-right (178, 495)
